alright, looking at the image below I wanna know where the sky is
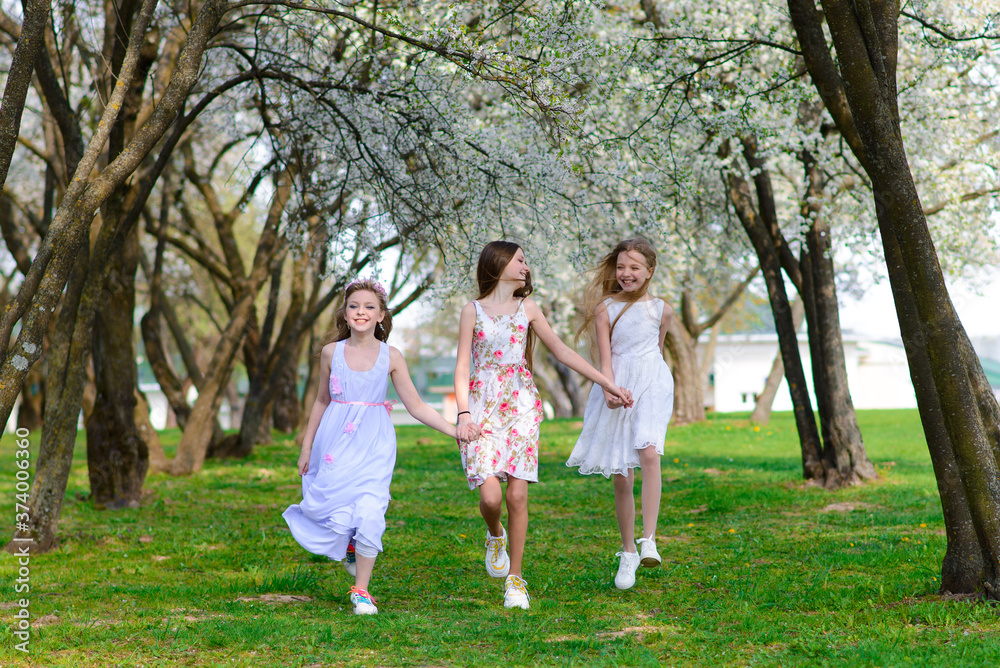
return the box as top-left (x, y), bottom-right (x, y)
top-left (839, 271), bottom-right (1000, 340)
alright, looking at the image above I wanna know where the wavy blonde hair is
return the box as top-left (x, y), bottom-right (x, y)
top-left (577, 238), bottom-right (657, 357)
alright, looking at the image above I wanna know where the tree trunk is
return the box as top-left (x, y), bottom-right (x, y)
top-left (804, 209), bottom-right (876, 484)
top-left (85, 224), bottom-right (148, 509)
top-left (84, 0), bottom-right (155, 508)
top-left (725, 163), bottom-right (824, 480)
top-left (751, 298), bottom-right (805, 424)
top-left (699, 324), bottom-right (720, 405)
top-left (135, 388), bottom-right (168, 473)
top-left (3, 0), bottom-right (227, 553)
top-left (664, 316), bottom-right (704, 425)
top-left (6, 250), bottom-right (89, 553)
top-left (16, 364), bottom-right (45, 432)
top-left (740, 133), bottom-right (875, 486)
top-left (296, 331), bottom-right (323, 446)
top-left (0, 0), bottom-right (52, 194)
top-left (547, 353), bottom-right (590, 417)
top-left (172, 168), bottom-right (291, 474)
top-left (272, 360), bottom-right (302, 432)
top-left (0, 0), bottom-right (225, 432)
top-left (140, 310), bottom-right (193, 428)
top-left (812, 0), bottom-right (1000, 595)
top-left (531, 354), bottom-right (575, 418)
top-left (883, 224), bottom-right (986, 593)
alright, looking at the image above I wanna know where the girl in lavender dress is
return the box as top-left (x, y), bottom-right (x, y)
top-left (453, 241), bottom-right (632, 610)
top-left (567, 237), bottom-right (675, 591)
top-left (283, 279), bottom-right (470, 615)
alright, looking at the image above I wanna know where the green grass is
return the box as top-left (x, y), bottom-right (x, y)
top-left (2, 410), bottom-right (999, 666)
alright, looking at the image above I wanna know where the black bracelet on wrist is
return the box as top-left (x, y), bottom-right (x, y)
top-left (457, 410), bottom-right (471, 417)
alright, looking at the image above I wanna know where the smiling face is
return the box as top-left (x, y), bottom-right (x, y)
top-left (616, 250), bottom-right (653, 293)
top-left (500, 248), bottom-right (530, 286)
top-left (345, 289), bottom-right (384, 335)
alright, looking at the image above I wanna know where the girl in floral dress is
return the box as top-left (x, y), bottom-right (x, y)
top-left (454, 241), bottom-right (632, 609)
top-left (284, 279), bottom-right (469, 616)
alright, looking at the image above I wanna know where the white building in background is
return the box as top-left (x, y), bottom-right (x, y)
top-left (708, 333), bottom-right (919, 414)
top-left (708, 333), bottom-right (1000, 414)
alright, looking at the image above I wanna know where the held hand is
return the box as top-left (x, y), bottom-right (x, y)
top-left (604, 389), bottom-right (624, 409)
top-left (297, 446), bottom-right (311, 476)
top-left (602, 382), bottom-right (630, 408)
top-left (619, 386), bottom-right (634, 409)
top-left (456, 416), bottom-right (479, 443)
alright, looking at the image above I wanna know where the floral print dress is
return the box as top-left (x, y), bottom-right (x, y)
top-left (461, 300), bottom-right (543, 490)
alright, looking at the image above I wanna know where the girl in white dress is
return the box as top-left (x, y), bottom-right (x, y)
top-left (284, 279), bottom-right (466, 615)
top-left (566, 238), bottom-right (674, 591)
top-left (454, 241), bottom-right (632, 610)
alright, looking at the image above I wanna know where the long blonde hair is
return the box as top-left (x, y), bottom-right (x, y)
top-left (577, 238), bottom-right (657, 354)
top-left (325, 279), bottom-right (393, 343)
top-left (476, 241), bottom-right (535, 371)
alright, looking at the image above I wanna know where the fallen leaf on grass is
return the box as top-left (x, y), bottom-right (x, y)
top-left (686, 504), bottom-right (708, 514)
top-left (152, 555), bottom-right (169, 562)
top-left (595, 625), bottom-right (676, 642)
top-left (72, 618), bottom-right (120, 628)
top-left (139, 535), bottom-right (153, 544)
top-left (236, 594), bottom-right (313, 604)
top-left (819, 502), bottom-right (877, 513)
top-left (31, 614), bottom-right (59, 628)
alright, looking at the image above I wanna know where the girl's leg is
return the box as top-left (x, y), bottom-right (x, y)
top-left (505, 477), bottom-right (529, 575)
top-left (638, 447), bottom-right (662, 540)
top-left (353, 540), bottom-right (379, 591)
top-left (613, 470), bottom-right (637, 552)
top-left (479, 476), bottom-right (505, 536)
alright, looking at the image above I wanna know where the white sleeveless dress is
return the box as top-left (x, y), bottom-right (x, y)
top-left (283, 340), bottom-right (397, 558)
top-left (566, 298), bottom-right (674, 477)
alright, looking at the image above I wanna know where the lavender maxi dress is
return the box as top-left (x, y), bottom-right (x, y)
top-left (283, 341), bottom-right (397, 559)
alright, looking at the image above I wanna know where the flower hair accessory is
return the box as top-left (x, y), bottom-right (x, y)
top-left (346, 278), bottom-right (387, 298)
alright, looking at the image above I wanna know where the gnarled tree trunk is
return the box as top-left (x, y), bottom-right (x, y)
top-left (751, 298), bottom-right (805, 424)
top-left (791, 0), bottom-right (1000, 594)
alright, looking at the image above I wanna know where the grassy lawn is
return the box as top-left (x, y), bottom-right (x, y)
top-left (2, 410), bottom-right (998, 667)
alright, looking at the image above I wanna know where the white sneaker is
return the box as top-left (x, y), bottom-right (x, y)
top-left (614, 550), bottom-right (641, 590)
top-left (485, 526), bottom-right (511, 578)
top-left (503, 574), bottom-right (530, 609)
top-left (637, 536), bottom-right (661, 567)
top-left (349, 587), bottom-right (378, 615)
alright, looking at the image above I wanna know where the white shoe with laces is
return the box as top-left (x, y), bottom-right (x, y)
top-left (349, 587), bottom-right (378, 615)
top-left (637, 536), bottom-right (661, 567)
top-left (485, 526), bottom-right (511, 578)
top-left (614, 550), bottom-right (641, 590)
top-left (503, 574), bottom-right (530, 609)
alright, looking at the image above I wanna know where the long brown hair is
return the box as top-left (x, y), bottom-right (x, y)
top-left (476, 240), bottom-right (535, 371)
top-left (326, 279), bottom-right (393, 343)
top-left (577, 237), bottom-right (657, 355)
